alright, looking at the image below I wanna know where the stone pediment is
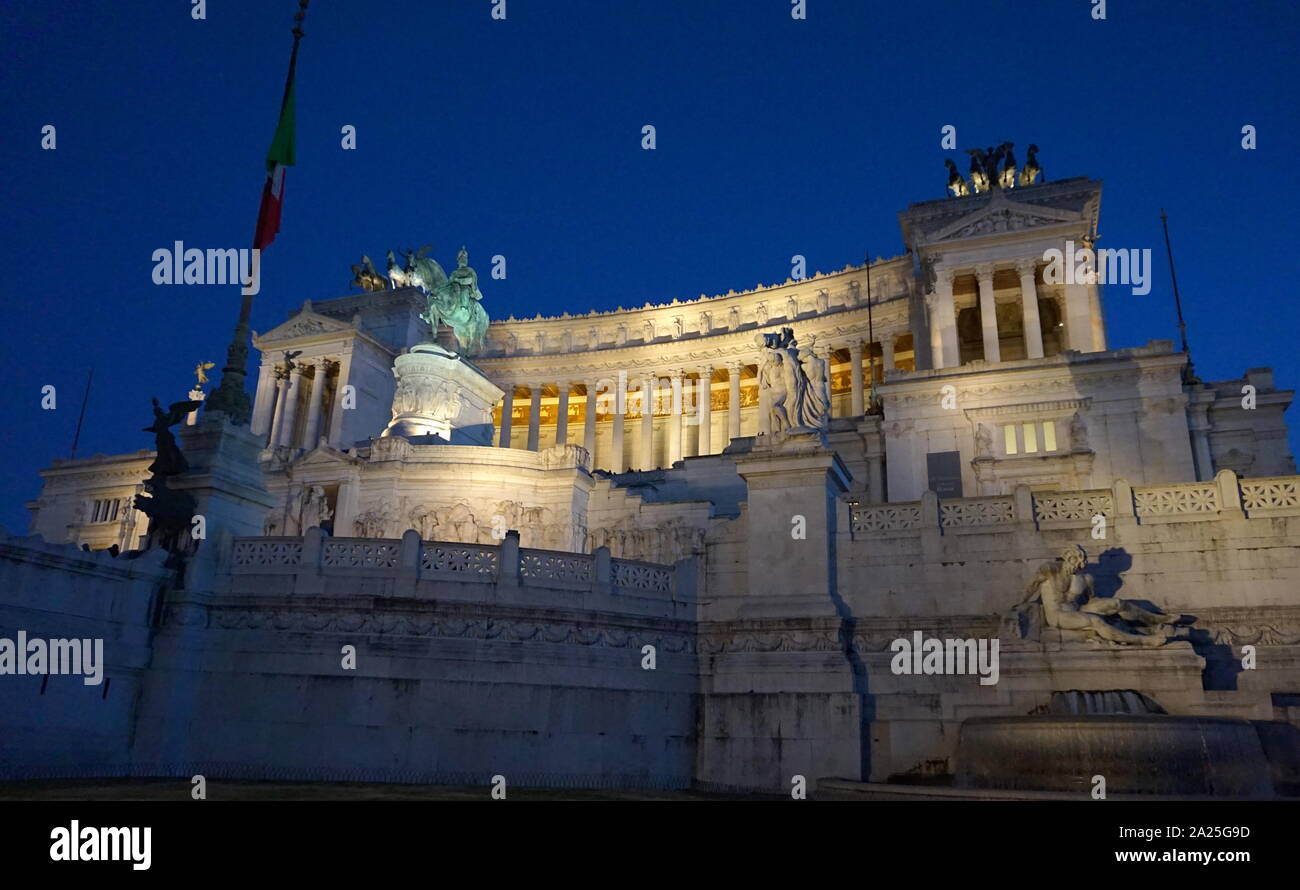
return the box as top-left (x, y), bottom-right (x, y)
top-left (257, 309), bottom-right (353, 345)
top-left (926, 192), bottom-right (1079, 244)
top-left (292, 442), bottom-right (356, 468)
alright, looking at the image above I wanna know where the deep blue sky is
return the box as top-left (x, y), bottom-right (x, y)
top-left (2, 0), bottom-right (1297, 530)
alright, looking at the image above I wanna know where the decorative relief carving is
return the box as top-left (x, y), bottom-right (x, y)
top-left (587, 520), bottom-right (705, 564)
top-left (168, 603), bottom-right (694, 653)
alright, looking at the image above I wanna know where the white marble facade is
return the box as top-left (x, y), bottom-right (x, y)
top-left (28, 176), bottom-right (1295, 550)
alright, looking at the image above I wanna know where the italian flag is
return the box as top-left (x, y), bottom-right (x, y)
top-left (252, 77), bottom-right (297, 251)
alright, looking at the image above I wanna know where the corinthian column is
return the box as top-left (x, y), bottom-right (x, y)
top-left (667, 369), bottom-right (682, 465)
top-left (611, 383), bottom-right (626, 473)
top-left (727, 361), bottom-right (742, 442)
top-left (934, 267), bottom-right (959, 369)
top-left (278, 364), bottom-right (303, 448)
top-left (555, 383), bottom-right (570, 446)
top-left (498, 383), bottom-right (514, 448)
top-left (583, 380), bottom-right (598, 459)
top-left (1016, 259), bottom-right (1044, 359)
top-left (302, 359), bottom-right (330, 448)
top-left (639, 374), bottom-right (655, 469)
top-left (267, 372), bottom-right (289, 447)
top-left (975, 263), bottom-right (1000, 363)
top-left (849, 342), bottom-right (865, 416)
top-left (527, 384), bottom-right (542, 451)
top-left (697, 366), bottom-right (713, 456)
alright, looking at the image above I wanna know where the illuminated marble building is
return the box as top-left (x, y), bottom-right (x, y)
top-left (13, 171), bottom-right (1300, 792)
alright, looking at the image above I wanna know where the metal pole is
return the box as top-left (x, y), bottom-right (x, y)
top-left (1160, 208), bottom-right (1194, 382)
top-left (70, 367), bottom-right (94, 459)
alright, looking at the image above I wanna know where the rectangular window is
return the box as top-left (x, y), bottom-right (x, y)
top-left (1003, 424), bottom-right (1018, 455)
top-left (1022, 422), bottom-right (1038, 453)
top-left (1042, 420), bottom-right (1057, 452)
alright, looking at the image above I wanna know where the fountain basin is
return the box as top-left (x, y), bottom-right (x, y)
top-left (954, 715), bottom-right (1274, 797)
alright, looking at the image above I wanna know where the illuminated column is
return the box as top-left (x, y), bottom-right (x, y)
top-left (849, 342), bottom-right (865, 416)
top-left (935, 267), bottom-right (959, 368)
top-left (497, 383), bottom-right (514, 448)
top-left (326, 342), bottom-right (354, 447)
top-left (278, 363), bottom-right (303, 448)
top-left (1089, 285), bottom-right (1107, 351)
top-left (583, 380), bottom-right (597, 459)
top-left (727, 361), bottom-right (742, 442)
top-left (302, 359), bottom-right (329, 449)
top-left (527, 384), bottom-right (542, 451)
top-left (639, 374), bottom-right (655, 469)
top-left (267, 372), bottom-right (289, 447)
top-left (1063, 240), bottom-right (1094, 352)
top-left (880, 337), bottom-right (895, 372)
top-left (611, 383), bottom-right (626, 473)
top-left (1016, 259), bottom-right (1044, 360)
top-left (250, 362), bottom-right (276, 435)
top-left (555, 383), bottom-right (570, 446)
top-left (667, 369), bottom-right (683, 465)
top-left (697, 366), bottom-right (713, 456)
top-left (975, 263), bottom-right (1000, 363)
top-left (927, 294), bottom-right (943, 370)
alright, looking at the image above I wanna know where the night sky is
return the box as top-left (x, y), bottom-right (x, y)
top-left (2, 0), bottom-right (1296, 530)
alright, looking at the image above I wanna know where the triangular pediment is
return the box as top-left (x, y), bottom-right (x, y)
top-left (256, 309), bottom-right (353, 345)
top-left (927, 192), bottom-right (1080, 244)
top-left (292, 442), bottom-right (356, 467)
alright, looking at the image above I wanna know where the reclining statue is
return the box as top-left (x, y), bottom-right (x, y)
top-left (1008, 545), bottom-right (1183, 647)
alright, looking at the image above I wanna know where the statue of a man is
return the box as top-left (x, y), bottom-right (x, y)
top-left (757, 343), bottom-right (791, 433)
top-left (1016, 545), bottom-right (1181, 647)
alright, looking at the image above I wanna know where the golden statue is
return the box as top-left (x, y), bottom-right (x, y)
top-left (194, 361), bottom-right (216, 387)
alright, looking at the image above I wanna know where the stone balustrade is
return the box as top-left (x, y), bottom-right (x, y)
top-left (227, 527), bottom-right (687, 607)
top-left (850, 470), bottom-right (1300, 537)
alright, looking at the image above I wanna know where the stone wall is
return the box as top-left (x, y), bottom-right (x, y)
top-left (4, 529), bottom-right (700, 789)
top-left (0, 531), bottom-right (171, 776)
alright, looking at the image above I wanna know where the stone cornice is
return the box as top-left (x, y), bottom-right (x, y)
top-left (480, 255), bottom-right (916, 346)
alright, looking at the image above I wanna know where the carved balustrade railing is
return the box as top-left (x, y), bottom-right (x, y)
top-left (611, 558), bottom-right (673, 593)
top-left (1238, 476), bottom-right (1300, 516)
top-left (849, 472), bottom-right (1300, 539)
top-left (228, 530), bottom-right (685, 599)
top-left (1132, 481), bottom-right (1220, 518)
top-left (940, 496), bottom-right (1015, 528)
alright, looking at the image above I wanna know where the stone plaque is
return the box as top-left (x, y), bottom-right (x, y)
top-left (926, 451), bottom-right (963, 498)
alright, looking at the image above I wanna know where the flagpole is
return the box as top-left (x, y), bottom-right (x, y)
top-left (70, 367), bottom-right (94, 459)
top-left (207, 0), bottom-right (310, 424)
top-left (1159, 208), bottom-right (1195, 384)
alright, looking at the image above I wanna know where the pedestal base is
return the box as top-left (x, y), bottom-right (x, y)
top-left (381, 342), bottom-right (504, 446)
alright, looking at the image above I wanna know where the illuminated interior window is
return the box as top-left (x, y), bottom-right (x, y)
top-left (1042, 420), bottom-right (1057, 452)
top-left (1022, 422), bottom-right (1038, 453)
top-left (1003, 424), bottom-right (1018, 455)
